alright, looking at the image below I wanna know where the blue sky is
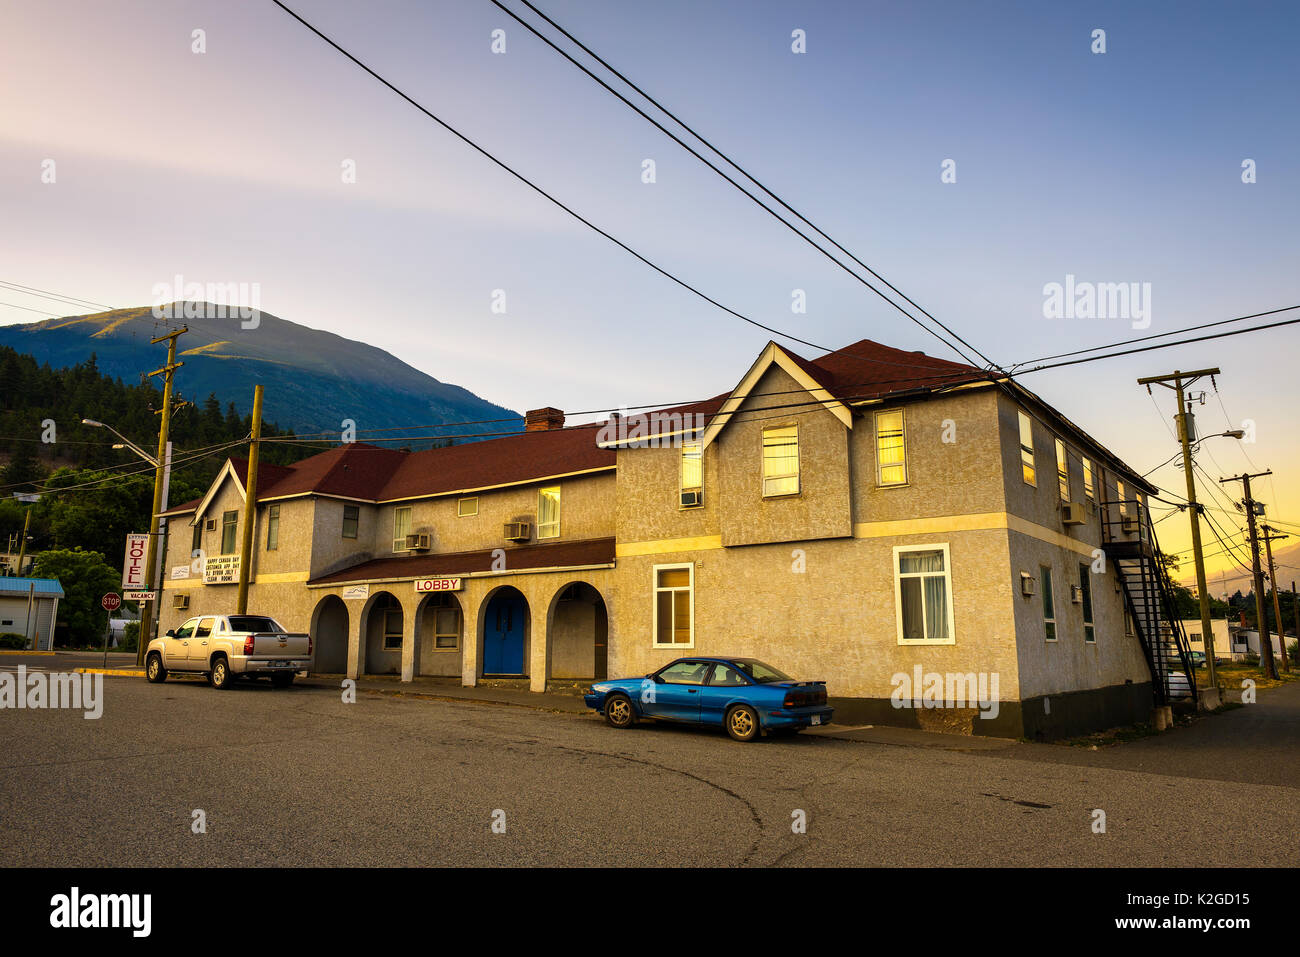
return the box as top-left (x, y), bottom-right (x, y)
top-left (1, 0), bottom-right (1298, 579)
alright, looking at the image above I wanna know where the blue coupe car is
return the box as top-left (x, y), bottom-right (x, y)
top-left (584, 657), bottom-right (833, 742)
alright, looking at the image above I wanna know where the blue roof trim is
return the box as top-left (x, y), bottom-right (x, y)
top-left (0, 577), bottom-right (65, 598)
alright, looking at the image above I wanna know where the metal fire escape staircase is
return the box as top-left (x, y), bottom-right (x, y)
top-left (1101, 499), bottom-right (1199, 707)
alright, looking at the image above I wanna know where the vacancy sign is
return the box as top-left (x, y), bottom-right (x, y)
top-left (415, 577), bottom-right (462, 593)
top-left (121, 533), bottom-right (149, 590)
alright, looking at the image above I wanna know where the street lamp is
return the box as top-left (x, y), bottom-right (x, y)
top-left (82, 418), bottom-right (172, 656)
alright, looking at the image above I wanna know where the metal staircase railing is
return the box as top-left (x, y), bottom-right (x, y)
top-left (1100, 496), bottom-right (1199, 707)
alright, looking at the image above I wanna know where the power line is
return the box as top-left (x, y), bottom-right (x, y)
top-left (1009, 303), bottom-right (1300, 370)
top-left (485, 0), bottom-right (994, 370)
top-left (0, 300), bottom-right (59, 318)
top-left (267, 1), bottom-right (987, 381)
top-left (0, 280), bottom-right (114, 313)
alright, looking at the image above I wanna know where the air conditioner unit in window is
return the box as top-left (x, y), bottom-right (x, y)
top-left (1121, 515), bottom-right (1141, 534)
top-left (1020, 572), bottom-right (1036, 596)
top-left (680, 489), bottom-right (703, 508)
top-left (1070, 584), bottom-right (1084, 604)
top-left (404, 533), bottom-right (431, 551)
top-left (205, 519), bottom-right (216, 531)
top-left (503, 522), bottom-right (530, 542)
top-left (1061, 502), bottom-right (1087, 526)
top-left (172, 594), bottom-right (189, 610)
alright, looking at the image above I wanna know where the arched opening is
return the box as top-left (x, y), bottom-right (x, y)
top-left (480, 586), bottom-right (529, 677)
top-left (416, 591), bottom-right (464, 677)
top-left (310, 594), bottom-right (349, 674)
top-left (364, 591), bottom-right (403, 675)
top-left (548, 582), bottom-right (608, 681)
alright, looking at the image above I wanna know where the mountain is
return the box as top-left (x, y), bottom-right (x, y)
top-left (0, 305), bottom-right (520, 444)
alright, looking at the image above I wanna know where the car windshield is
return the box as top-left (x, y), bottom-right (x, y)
top-left (226, 616), bottom-right (284, 633)
top-left (730, 659), bottom-right (791, 683)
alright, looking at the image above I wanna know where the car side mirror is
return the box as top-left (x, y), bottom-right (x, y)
top-left (165, 630), bottom-right (175, 638)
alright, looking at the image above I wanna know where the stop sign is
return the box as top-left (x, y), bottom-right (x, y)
top-left (101, 593), bottom-right (121, 612)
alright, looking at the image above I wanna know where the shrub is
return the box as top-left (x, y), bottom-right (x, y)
top-left (0, 632), bottom-right (27, 649)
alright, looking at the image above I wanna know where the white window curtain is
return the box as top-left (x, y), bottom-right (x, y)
top-left (898, 549), bottom-right (950, 641)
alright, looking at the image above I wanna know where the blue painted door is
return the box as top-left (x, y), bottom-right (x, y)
top-left (483, 592), bottom-right (526, 675)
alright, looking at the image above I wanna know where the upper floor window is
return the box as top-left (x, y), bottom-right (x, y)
top-left (342, 504), bottom-right (359, 539)
top-left (393, 506), bottom-right (412, 551)
top-left (1041, 564), bottom-right (1056, 641)
top-left (537, 486), bottom-right (561, 539)
top-left (1079, 563), bottom-right (1095, 643)
top-left (191, 520), bottom-right (202, 556)
top-left (680, 442), bottom-right (703, 507)
top-left (221, 510), bottom-right (238, 554)
top-left (653, 563), bottom-right (694, 647)
top-left (1018, 411), bottom-right (1036, 486)
top-left (762, 425), bottom-right (799, 497)
top-left (1083, 457), bottom-right (1095, 502)
top-left (458, 497), bottom-right (479, 518)
top-left (1055, 438), bottom-right (1069, 501)
top-left (894, 544), bottom-right (954, 644)
top-left (875, 409), bottom-right (907, 486)
top-left (266, 504), bottom-right (280, 551)
top-left (1117, 480), bottom-right (1128, 517)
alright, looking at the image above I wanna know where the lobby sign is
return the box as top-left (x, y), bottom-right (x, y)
top-left (203, 555), bottom-right (241, 584)
top-left (415, 577), bottom-right (462, 593)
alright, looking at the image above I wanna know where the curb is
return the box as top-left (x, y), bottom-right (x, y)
top-left (74, 668), bottom-right (143, 677)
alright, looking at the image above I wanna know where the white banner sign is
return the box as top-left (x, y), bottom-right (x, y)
top-left (125, 590), bottom-right (156, 602)
top-left (203, 555), bottom-right (241, 584)
top-left (122, 533), bottom-right (149, 589)
top-left (415, 577), bottom-right (462, 593)
top-left (170, 564), bottom-right (191, 580)
top-left (342, 584), bottom-right (370, 600)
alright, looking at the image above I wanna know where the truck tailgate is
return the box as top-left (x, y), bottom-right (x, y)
top-left (248, 632), bottom-right (311, 658)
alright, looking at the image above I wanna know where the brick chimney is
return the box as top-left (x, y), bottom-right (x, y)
top-left (525, 407), bottom-right (565, 432)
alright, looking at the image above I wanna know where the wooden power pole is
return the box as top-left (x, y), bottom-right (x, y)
top-left (1220, 471), bottom-right (1276, 679)
top-left (1261, 525), bottom-right (1290, 673)
top-left (1137, 368), bottom-right (1223, 697)
top-left (136, 327), bottom-right (186, 666)
top-left (236, 384), bottom-right (264, 615)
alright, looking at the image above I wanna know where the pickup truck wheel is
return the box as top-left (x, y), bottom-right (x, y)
top-left (209, 656), bottom-right (234, 690)
top-left (604, 693), bottom-right (636, 728)
top-left (726, 704), bottom-right (760, 742)
top-left (145, 653), bottom-right (166, 683)
top-left (270, 672), bottom-right (294, 688)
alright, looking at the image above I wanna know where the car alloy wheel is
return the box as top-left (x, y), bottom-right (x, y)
top-left (211, 659), bottom-right (231, 690)
top-left (727, 705), bottom-right (759, 742)
top-left (605, 693), bottom-right (634, 728)
top-left (146, 654), bottom-right (166, 683)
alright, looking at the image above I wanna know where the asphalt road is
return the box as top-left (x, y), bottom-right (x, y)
top-left (1, 672), bottom-right (1296, 867)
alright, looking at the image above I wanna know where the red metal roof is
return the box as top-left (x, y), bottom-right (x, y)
top-left (307, 537), bottom-right (616, 585)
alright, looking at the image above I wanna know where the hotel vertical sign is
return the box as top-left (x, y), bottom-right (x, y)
top-left (121, 533), bottom-right (149, 590)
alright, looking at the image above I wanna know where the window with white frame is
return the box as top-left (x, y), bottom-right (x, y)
top-left (537, 485), bottom-right (560, 538)
top-left (680, 442), bottom-right (702, 505)
top-left (653, 563), bottom-right (694, 647)
top-left (1055, 438), bottom-right (1069, 501)
top-left (426, 593), bottom-right (461, 650)
top-left (393, 506), bottom-right (412, 551)
top-left (342, 504), bottom-right (359, 539)
top-left (1018, 411), bottom-right (1036, 486)
top-left (875, 409), bottom-right (907, 486)
top-left (382, 607), bottom-right (403, 651)
top-left (221, 510), bottom-right (238, 554)
top-left (266, 504), bottom-right (279, 551)
top-left (1041, 564), bottom-right (1056, 641)
top-left (762, 425), bottom-right (799, 496)
top-left (458, 497), bottom-right (478, 518)
top-left (1079, 562), bottom-right (1095, 643)
top-left (893, 545), bottom-right (954, 644)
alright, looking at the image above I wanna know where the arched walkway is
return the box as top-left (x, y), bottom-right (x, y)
top-left (546, 581), bottom-right (608, 680)
top-left (310, 594), bottom-right (349, 674)
top-left (480, 586), bottom-right (529, 677)
top-left (416, 591), bottom-right (465, 676)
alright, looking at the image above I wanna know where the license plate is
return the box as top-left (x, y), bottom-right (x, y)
top-left (270, 661), bottom-right (290, 668)
top-left (811, 715), bottom-right (821, 726)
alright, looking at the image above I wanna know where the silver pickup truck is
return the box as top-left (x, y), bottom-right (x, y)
top-left (146, 614), bottom-right (312, 689)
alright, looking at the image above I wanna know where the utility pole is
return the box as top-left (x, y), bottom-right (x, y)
top-left (1261, 526), bottom-right (1290, 672)
top-left (135, 327), bottom-right (186, 666)
top-left (236, 384), bottom-right (264, 615)
top-left (1220, 471), bottom-right (1276, 679)
top-left (14, 506), bottom-right (32, 576)
top-left (1293, 580), bottom-right (1299, 669)
top-left (1138, 368), bottom-right (1229, 699)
